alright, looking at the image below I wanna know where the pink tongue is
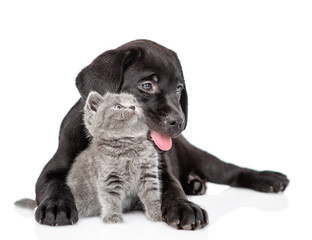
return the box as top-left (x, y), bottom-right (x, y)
top-left (150, 130), bottom-right (172, 151)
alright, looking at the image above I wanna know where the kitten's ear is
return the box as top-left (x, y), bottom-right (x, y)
top-left (85, 91), bottom-right (104, 112)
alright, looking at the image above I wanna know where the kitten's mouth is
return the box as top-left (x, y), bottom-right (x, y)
top-left (149, 130), bottom-right (172, 151)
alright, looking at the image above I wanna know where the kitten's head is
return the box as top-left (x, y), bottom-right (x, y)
top-left (84, 91), bottom-right (148, 140)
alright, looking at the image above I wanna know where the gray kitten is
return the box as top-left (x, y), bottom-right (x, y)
top-left (66, 92), bottom-right (162, 223)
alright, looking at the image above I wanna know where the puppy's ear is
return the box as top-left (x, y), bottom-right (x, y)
top-left (85, 91), bottom-right (104, 112)
top-left (76, 47), bottom-right (141, 99)
top-left (180, 87), bottom-right (188, 130)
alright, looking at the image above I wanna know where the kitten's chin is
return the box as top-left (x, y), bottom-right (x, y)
top-left (112, 131), bottom-right (148, 140)
top-left (124, 112), bottom-right (139, 122)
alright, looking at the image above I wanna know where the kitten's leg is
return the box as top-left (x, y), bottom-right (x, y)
top-left (138, 170), bottom-right (162, 222)
top-left (98, 173), bottom-right (124, 223)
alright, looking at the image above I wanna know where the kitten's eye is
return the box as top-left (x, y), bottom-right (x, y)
top-left (113, 104), bottom-right (122, 110)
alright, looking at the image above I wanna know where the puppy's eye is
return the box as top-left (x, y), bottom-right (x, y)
top-left (138, 79), bottom-right (159, 94)
top-left (113, 104), bottom-right (122, 110)
top-left (140, 81), bottom-right (153, 91)
top-left (176, 84), bottom-right (184, 93)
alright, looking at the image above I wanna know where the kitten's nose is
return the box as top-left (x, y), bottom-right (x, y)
top-left (130, 106), bottom-right (135, 110)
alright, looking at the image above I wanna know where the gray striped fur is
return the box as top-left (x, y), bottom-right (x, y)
top-left (66, 92), bottom-right (161, 223)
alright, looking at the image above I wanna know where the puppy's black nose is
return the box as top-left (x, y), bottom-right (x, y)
top-left (165, 115), bottom-right (183, 130)
top-left (130, 106), bottom-right (135, 110)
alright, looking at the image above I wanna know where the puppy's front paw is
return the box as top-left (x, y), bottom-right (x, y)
top-left (35, 197), bottom-right (78, 226)
top-left (102, 213), bottom-right (123, 223)
top-left (162, 200), bottom-right (208, 230)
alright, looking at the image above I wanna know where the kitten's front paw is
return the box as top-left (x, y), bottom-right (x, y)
top-left (147, 210), bottom-right (162, 222)
top-left (146, 204), bottom-right (162, 222)
top-left (102, 213), bottom-right (123, 223)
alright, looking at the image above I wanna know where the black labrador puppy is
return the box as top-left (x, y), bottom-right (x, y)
top-left (35, 40), bottom-right (289, 230)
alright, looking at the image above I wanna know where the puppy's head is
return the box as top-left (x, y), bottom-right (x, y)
top-left (76, 40), bottom-right (188, 150)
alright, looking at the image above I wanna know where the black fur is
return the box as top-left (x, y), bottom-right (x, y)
top-left (35, 40), bottom-right (289, 229)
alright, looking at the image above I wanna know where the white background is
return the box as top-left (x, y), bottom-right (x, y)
top-left (1, 0), bottom-right (311, 239)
